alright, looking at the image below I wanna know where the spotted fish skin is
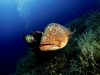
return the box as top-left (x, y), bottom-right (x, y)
top-left (40, 23), bottom-right (73, 51)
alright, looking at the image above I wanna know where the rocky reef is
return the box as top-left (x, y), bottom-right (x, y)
top-left (15, 11), bottom-right (100, 75)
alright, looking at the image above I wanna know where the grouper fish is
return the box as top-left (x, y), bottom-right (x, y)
top-left (40, 23), bottom-right (75, 51)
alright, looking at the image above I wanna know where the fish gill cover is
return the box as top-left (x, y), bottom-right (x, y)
top-left (14, 11), bottom-right (100, 75)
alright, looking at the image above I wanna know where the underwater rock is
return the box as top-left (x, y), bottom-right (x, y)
top-left (40, 23), bottom-right (74, 51)
top-left (16, 11), bottom-right (100, 75)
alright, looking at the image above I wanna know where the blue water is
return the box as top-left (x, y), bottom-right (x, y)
top-left (0, 0), bottom-right (99, 75)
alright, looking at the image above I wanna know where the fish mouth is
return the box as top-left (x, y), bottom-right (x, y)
top-left (39, 43), bottom-right (58, 51)
top-left (40, 44), bottom-right (55, 46)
